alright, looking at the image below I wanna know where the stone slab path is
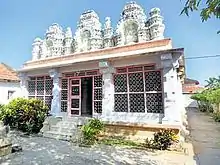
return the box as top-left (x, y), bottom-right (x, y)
top-left (187, 108), bottom-right (220, 165)
top-left (0, 131), bottom-right (194, 165)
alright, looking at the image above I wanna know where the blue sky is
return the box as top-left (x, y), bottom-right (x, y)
top-left (0, 0), bottom-right (219, 85)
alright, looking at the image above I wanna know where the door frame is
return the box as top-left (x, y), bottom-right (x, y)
top-left (69, 78), bottom-right (81, 116)
top-left (63, 69), bottom-right (102, 117)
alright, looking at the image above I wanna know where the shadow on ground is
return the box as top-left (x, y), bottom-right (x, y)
top-left (0, 131), bottom-right (161, 165)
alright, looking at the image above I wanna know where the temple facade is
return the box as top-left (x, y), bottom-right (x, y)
top-left (18, 2), bottom-right (185, 128)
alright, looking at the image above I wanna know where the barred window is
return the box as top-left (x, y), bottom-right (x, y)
top-left (114, 65), bottom-right (163, 113)
top-left (61, 79), bottom-right (68, 112)
top-left (93, 75), bottom-right (102, 114)
top-left (28, 76), bottom-right (53, 110)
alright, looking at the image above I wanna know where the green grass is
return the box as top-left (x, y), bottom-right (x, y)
top-left (99, 136), bottom-right (142, 147)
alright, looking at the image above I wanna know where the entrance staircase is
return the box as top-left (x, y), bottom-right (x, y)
top-left (40, 116), bottom-right (91, 141)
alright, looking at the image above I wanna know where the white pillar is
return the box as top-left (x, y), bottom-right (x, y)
top-left (99, 61), bottom-right (115, 121)
top-left (18, 73), bottom-right (29, 98)
top-left (49, 69), bottom-right (61, 117)
top-left (161, 54), bottom-right (181, 125)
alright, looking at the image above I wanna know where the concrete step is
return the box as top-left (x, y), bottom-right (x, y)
top-left (42, 116), bottom-right (91, 141)
top-left (56, 121), bottom-right (78, 126)
top-left (50, 126), bottom-right (77, 133)
top-left (43, 131), bottom-right (74, 141)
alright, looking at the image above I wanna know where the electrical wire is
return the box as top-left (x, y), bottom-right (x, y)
top-left (185, 54), bottom-right (220, 60)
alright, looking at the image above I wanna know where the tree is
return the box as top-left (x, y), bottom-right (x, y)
top-left (205, 76), bottom-right (220, 89)
top-left (181, 0), bottom-right (220, 30)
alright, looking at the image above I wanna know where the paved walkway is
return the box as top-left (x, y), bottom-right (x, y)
top-left (0, 131), bottom-right (193, 165)
top-left (0, 134), bottom-right (158, 165)
top-left (187, 108), bottom-right (220, 165)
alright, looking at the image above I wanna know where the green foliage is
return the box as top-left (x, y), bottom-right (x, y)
top-left (0, 104), bottom-right (4, 111)
top-left (81, 118), bottom-right (104, 145)
top-left (0, 98), bottom-right (49, 134)
top-left (100, 136), bottom-right (140, 147)
top-left (191, 91), bottom-right (209, 102)
top-left (145, 130), bottom-right (178, 150)
top-left (181, 0), bottom-right (220, 21)
top-left (212, 112), bottom-right (220, 122)
top-left (191, 76), bottom-right (220, 112)
top-left (202, 88), bottom-right (220, 107)
top-left (181, 0), bottom-right (220, 33)
top-left (205, 76), bottom-right (220, 89)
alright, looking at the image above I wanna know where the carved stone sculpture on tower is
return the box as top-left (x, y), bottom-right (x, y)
top-left (64, 27), bottom-right (73, 55)
top-left (104, 17), bottom-right (111, 29)
top-left (40, 40), bottom-right (49, 58)
top-left (75, 10), bottom-right (103, 52)
top-left (116, 1), bottom-right (147, 45)
top-left (30, 3), bottom-right (166, 61)
top-left (45, 23), bottom-right (64, 57)
top-left (32, 38), bottom-right (42, 60)
top-left (103, 17), bottom-right (113, 48)
top-left (148, 8), bottom-right (165, 40)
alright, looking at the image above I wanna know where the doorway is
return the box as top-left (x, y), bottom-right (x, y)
top-left (81, 77), bottom-right (93, 116)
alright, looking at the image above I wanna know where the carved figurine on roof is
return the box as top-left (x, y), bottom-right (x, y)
top-left (31, 2), bottom-right (166, 60)
top-left (74, 10), bottom-right (103, 52)
top-left (63, 27), bottom-right (73, 55)
top-left (103, 17), bottom-right (113, 48)
top-left (115, 1), bottom-right (165, 46)
top-left (31, 23), bottom-right (75, 60)
top-left (45, 23), bottom-right (65, 57)
top-left (32, 38), bottom-right (42, 60)
top-left (115, 1), bottom-right (148, 46)
top-left (148, 8), bottom-right (165, 40)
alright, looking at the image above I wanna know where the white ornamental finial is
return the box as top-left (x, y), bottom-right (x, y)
top-left (32, 37), bottom-right (42, 60)
top-left (65, 27), bottom-right (73, 38)
top-left (104, 17), bottom-right (111, 29)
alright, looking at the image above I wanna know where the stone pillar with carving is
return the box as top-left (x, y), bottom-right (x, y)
top-left (49, 69), bottom-right (61, 117)
top-left (161, 54), bottom-right (181, 125)
top-left (99, 62), bottom-right (115, 121)
top-left (18, 73), bottom-right (29, 98)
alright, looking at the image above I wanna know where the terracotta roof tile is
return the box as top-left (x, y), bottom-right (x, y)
top-left (0, 63), bottom-right (19, 81)
top-left (183, 85), bottom-right (203, 94)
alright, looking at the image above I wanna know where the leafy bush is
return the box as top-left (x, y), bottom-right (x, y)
top-left (212, 112), bottom-right (220, 122)
top-left (0, 104), bottom-right (4, 111)
top-left (0, 98), bottom-right (49, 134)
top-left (81, 118), bottom-right (104, 145)
top-left (145, 129), bottom-right (178, 150)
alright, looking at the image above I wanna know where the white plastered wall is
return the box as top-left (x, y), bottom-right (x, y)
top-left (0, 81), bottom-right (21, 105)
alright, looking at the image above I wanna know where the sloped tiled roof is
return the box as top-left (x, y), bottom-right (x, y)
top-left (184, 78), bottom-right (199, 85)
top-left (0, 63), bottom-right (19, 81)
top-left (182, 85), bottom-right (204, 94)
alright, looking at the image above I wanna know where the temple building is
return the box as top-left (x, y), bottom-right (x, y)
top-left (18, 2), bottom-right (186, 140)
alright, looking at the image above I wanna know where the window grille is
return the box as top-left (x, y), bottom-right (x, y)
top-left (114, 94), bottom-right (128, 112)
top-left (28, 76), bottom-right (53, 110)
top-left (93, 75), bottom-right (102, 113)
top-left (61, 79), bottom-right (68, 112)
top-left (114, 65), bottom-right (163, 113)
